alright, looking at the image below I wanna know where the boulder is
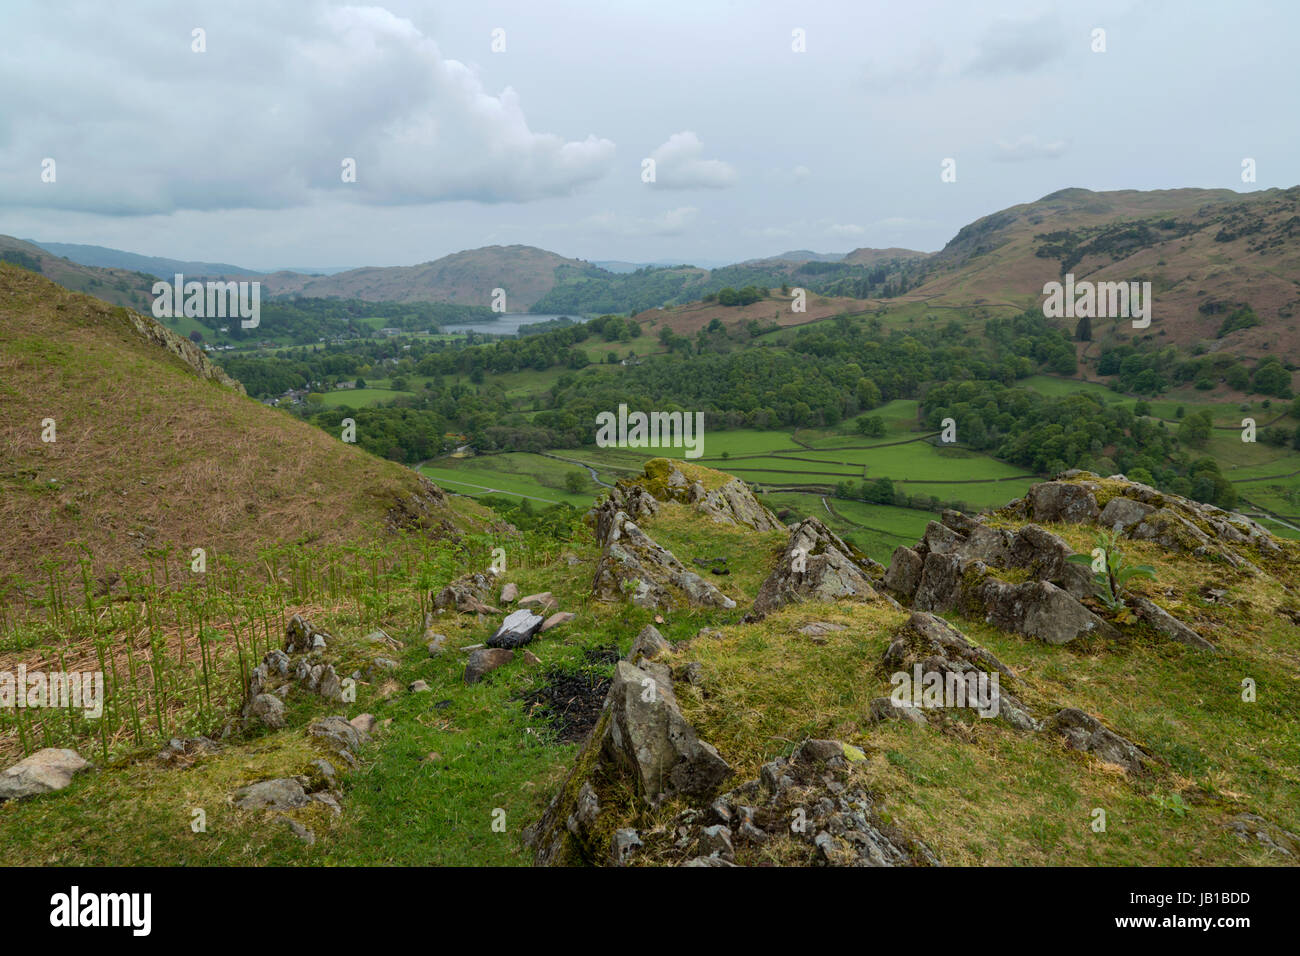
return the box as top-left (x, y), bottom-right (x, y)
top-left (883, 546), bottom-right (924, 599)
top-left (752, 517), bottom-right (879, 615)
top-left (465, 647), bottom-right (515, 684)
top-left (1098, 496), bottom-right (1155, 532)
top-left (0, 748), bottom-right (91, 801)
top-left (1026, 480), bottom-right (1100, 524)
top-left (979, 578), bottom-right (1119, 646)
top-left (591, 500), bottom-right (736, 611)
top-left (433, 572), bottom-right (499, 614)
top-left (487, 609), bottom-right (545, 649)
top-left (1046, 708), bottom-right (1151, 774)
top-left (285, 614), bottom-right (332, 654)
top-left (249, 693), bottom-right (287, 729)
top-left (602, 660), bottom-right (731, 805)
top-left (500, 582), bottom-right (519, 604)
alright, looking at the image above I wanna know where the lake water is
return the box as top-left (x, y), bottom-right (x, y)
top-left (440, 313), bottom-right (587, 336)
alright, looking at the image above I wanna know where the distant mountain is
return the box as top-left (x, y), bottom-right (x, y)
top-left (841, 246), bottom-right (931, 265)
top-left (0, 235), bottom-right (156, 311)
top-left (28, 240), bottom-right (264, 278)
top-left (252, 244), bottom-right (596, 310)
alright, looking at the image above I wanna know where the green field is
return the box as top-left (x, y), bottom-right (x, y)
top-left (418, 452), bottom-right (603, 507)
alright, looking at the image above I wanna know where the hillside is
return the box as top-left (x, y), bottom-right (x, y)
top-left (27, 241), bottom-right (264, 279)
top-left (0, 236), bottom-right (156, 312)
top-left (251, 245), bottom-right (595, 310)
top-left (5, 457), bottom-right (1295, 867)
top-left (0, 264), bottom-right (489, 596)
top-left (907, 187), bottom-right (1300, 361)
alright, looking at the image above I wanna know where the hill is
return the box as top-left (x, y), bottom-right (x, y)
top-left (252, 245), bottom-right (595, 310)
top-left (0, 264), bottom-right (488, 596)
top-left (27, 240), bottom-right (264, 279)
top-left (906, 186), bottom-right (1300, 362)
top-left (0, 236), bottom-right (156, 311)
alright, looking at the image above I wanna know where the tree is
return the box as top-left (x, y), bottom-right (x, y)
top-left (355, 377), bottom-right (367, 389)
top-left (189, 330), bottom-right (204, 343)
top-left (1179, 410), bottom-right (1213, 448)
top-left (564, 471), bottom-right (587, 494)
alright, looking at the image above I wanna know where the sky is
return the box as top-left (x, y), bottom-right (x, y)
top-left (1, 0), bottom-right (1296, 270)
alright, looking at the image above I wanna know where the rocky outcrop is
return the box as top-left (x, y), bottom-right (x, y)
top-left (1011, 472), bottom-right (1281, 570)
top-left (526, 645), bottom-right (731, 865)
top-left (751, 517), bottom-right (882, 616)
top-left (651, 739), bottom-right (938, 867)
top-left (881, 613), bottom-right (1037, 730)
top-left (616, 458), bottom-right (784, 532)
top-left (0, 748), bottom-right (92, 801)
top-left (590, 497), bottom-right (735, 610)
top-left (1045, 708), bottom-right (1152, 774)
top-left (433, 572), bottom-right (502, 614)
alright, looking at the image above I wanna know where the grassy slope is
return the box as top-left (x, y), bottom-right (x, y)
top-left (0, 265), bottom-right (490, 593)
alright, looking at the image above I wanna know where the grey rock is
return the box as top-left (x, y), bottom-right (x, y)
top-left (0, 748), bottom-right (91, 801)
top-left (1099, 496), bottom-right (1155, 532)
top-left (1047, 708), bottom-right (1150, 774)
top-left (700, 824), bottom-right (735, 861)
top-left (232, 778), bottom-right (309, 810)
top-left (867, 697), bottom-right (929, 726)
top-left (539, 611), bottom-right (575, 632)
top-left (1027, 480), bottom-right (1100, 524)
top-left (249, 693), bottom-right (287, 729)
top-left (602, 660), bottom-right (731, 805)
top-left (308, 715), bottom-right (370, 756)
top-left (752, 517), bottom-right (879, 615)
top-left (465, 647), bottom-right (515, 684)
top-left (1130, 596), bottom-right (1216, 651)
top-left (611, 828), bottom-right (643, 865)
top-left (627, 624), bottom-right (673, 663)
top-left (500, 582), bottom-right (519, 604)
top-left (409, 680), bottom-right (431, 693)
top-left (883, 546), bottom-right (924, 598)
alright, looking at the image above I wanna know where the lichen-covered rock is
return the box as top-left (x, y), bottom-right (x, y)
top-left (1129, 596), bottom-right (1215, 650)
top-left (285, 614), bottom-right (332, 654)
top-left (1046, 708), bottom-right (1152, 774)
top-left (433, 572), bottom-right (500, 614)
top-left (526, 656), bottom-right (731, 865)
top-left (883, 546), bottom-right (924, 599)
top-left (232, 778), bottom-right (309, 810)
top-left (654, 739), bottom-right (938, 867)
top-left (627, 624), bottom-right (673, 664)
top-left (1026, 480), bottom-right (1100, 524)
top-left (881, 612), bottom-right (1037, 731)
top-left (590, 499), bottom-right (735, 610)
top-left (752, 517), bottom-right (880, 615)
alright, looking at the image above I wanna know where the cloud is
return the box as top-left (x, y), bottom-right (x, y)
top-left (646, 132), bottom-right (736, 190)
top-left (860, 46), bottom-right (945, 94)
top-left (0, 4), bottom-right (615, 215)
top-left (993, 134), bottom-right (1069, 162)
top-left (584, 206), bottom-right (699, 237)
top-left (964, 14), bottom-right (1066, 76)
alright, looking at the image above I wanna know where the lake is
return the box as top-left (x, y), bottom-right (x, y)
top-left (439, 313), bottom-right (587, 336)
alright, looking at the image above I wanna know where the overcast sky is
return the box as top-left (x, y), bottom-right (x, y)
top-left (1, 0), bottom-right (1296, 270)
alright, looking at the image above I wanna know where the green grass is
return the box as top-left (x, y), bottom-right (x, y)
top-left (419, 453), bottom-right (602, 507)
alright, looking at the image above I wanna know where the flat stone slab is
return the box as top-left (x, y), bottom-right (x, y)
top-left (487, 609), bottom-right (545, 649)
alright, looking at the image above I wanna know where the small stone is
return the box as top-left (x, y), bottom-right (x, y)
top-left (522, 650), bottom-right (541, 666)
top-left (373, 657), bottom-right (398, 670)
top-left (409, 680), bottom-right (431, 693)
top-left (611, 828), bottom-right (643, 865)
top-left (700, 824), bottom-right (735, 861)
top-left (518, 591), bottom-right (556, 611)
top-left (539, 611), bottom-right (575, 632)
top-left (278, 815), bottom-right (316, 844)
top-left (309, 759), bottom-right (337, 787)
top-left (349, 713), bottom-right (377, 734)
top-left (465, 647), bottom-right (515, 684)
top-left (500, 582), bottom-right (519, 603)
top-left (426, 633), bottom-right (448, 656)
